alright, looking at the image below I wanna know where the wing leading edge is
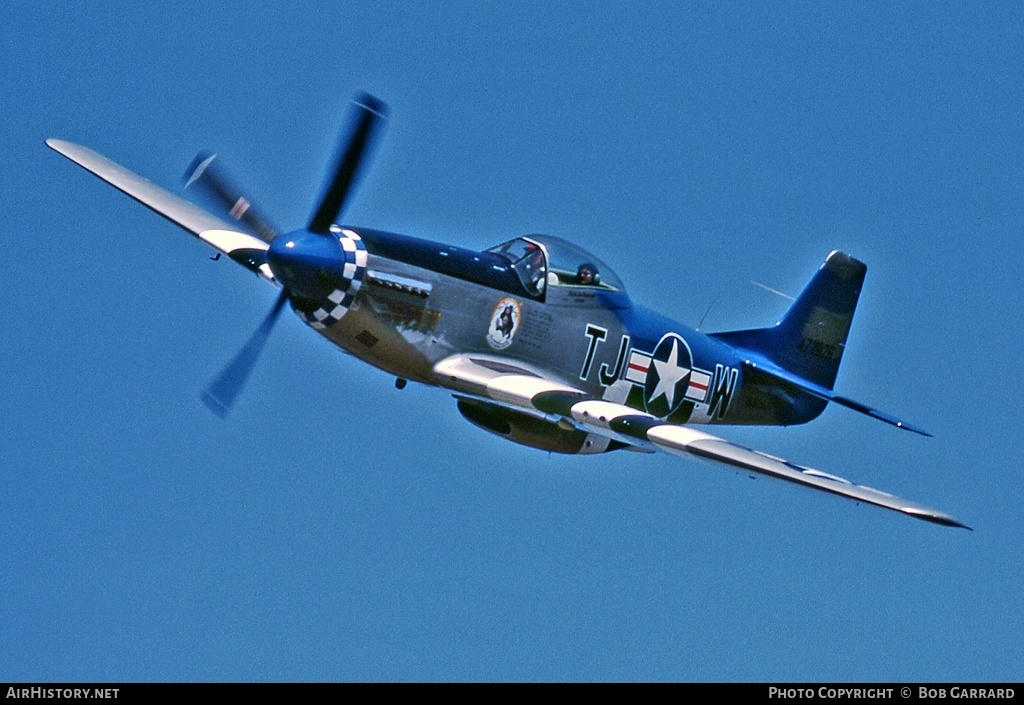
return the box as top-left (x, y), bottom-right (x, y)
top-left (435, 355), bottom-right (968, 529)
top-left (46, 139), bottom-right (274, 282)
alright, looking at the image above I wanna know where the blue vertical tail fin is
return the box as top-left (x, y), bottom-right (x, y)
top-left (711, 251), bottom-right (866, 390)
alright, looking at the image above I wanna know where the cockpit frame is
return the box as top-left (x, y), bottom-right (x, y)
top-left (485, 234), bottom-right (626, 301)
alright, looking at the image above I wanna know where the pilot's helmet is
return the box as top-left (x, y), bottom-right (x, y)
top-left (577, 262), bottom-right (600, 285)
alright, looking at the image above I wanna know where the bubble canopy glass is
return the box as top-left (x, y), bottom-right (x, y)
top-left (485, 234), bottom-right (625, 295)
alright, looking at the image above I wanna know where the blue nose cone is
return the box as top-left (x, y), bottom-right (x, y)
top-left (267, 230), bottom-right (346, 303)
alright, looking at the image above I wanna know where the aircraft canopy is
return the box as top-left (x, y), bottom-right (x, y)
top-left (486, 234), bottom-right (625, 296)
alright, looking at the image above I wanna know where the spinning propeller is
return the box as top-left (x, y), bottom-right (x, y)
top-left (185, 92), bottom-right (388, 417)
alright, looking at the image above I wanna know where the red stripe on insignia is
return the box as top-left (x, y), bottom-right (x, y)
top-left (628, 362), bottom-right (648, 373)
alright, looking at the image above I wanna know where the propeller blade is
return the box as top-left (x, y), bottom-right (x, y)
top-left (307, 92), bottom-right (388, 234)
top-left (183, 152), bottom-right (281, 243)
top-left (201, 290), bottom-right (289, 417)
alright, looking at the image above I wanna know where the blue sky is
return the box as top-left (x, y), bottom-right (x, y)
top-left (2, 2), bottom-right (1022, 681)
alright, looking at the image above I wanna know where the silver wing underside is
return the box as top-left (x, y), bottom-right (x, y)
top-left (435, 354), bottom-right (968, 529)
top-left (47, 139), bottom-right (275, 283)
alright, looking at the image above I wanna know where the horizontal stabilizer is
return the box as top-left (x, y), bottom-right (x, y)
top-left (742, 356), bottom-right (931, 436)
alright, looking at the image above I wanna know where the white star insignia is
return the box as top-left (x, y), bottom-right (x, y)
top-left (650, 339), bottom-right (690, 408)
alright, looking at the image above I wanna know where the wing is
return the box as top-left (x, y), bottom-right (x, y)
top-left (46, 139), bottom-right (274, 282)
top-left (434, 354), bottom-right (968, 529)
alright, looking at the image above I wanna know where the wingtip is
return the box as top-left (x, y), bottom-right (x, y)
top-left (910, 511), bottom-right (971, 530)
top-left (45, 139), bottom-right (93, 163)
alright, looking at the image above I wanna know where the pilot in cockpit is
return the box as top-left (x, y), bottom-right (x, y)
top-left (577, 262), bottom-right (599, 286)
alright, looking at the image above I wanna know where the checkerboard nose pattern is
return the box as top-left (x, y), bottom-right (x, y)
top-left (293, 228), bottom-right (368, 331)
